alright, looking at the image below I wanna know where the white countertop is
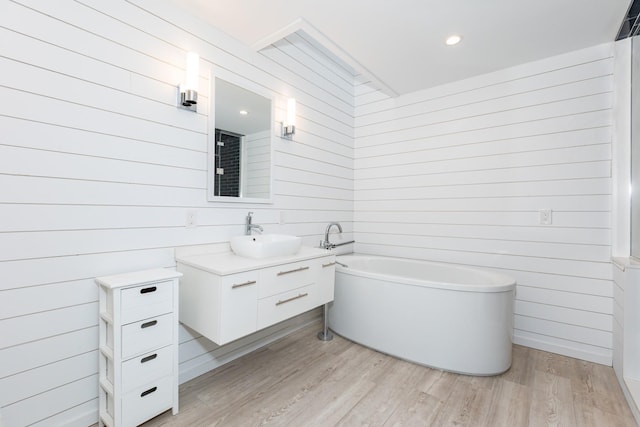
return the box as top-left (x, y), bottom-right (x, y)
top-left (96, 268), bottom-right (182, 289)
top-left (176, 246), bottom-right (334, 275)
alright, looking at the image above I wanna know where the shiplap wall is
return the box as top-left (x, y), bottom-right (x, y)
top-left (0, 0), bottom-right (354, 425)
top-left (354, 43), bottom-right (614, 365)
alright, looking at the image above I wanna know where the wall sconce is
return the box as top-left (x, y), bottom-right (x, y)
top-left (178, 52), bottom-right (199, 112)
top-left (281, 98), bottom-right (296, 139)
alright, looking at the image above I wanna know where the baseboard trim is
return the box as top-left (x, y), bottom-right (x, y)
top-left (60, 408), bottom-right (97, 427)
top-left (513, 334), bottom-right (612, 366)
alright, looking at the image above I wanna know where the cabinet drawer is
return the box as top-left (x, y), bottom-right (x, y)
top-left (122, 375), bottom-right (173, 427)
top-left (122, 346), bottom-right (173, 393)
top-left (257, 283), bottom-right (319, 329)
top-left (121, 280), bottom-right (173, 324)
top-left (259, 260), bottom-right (317, 298)
top-left (122, 313), bottom-right (173, 360)
top-left (218, 273), bottom-right (259, 344)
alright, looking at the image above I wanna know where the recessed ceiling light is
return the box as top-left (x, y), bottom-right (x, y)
top-left (445, 35), bottom-right (462, 46)
top-left (239, 110), bottom-right (248, 115)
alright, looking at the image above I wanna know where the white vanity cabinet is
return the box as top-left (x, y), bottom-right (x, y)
top-left (177, 247), bottom-right (335, 346)
top-left (96, 268), bottom-right (181, 427)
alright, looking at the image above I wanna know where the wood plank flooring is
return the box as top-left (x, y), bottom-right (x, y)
top-left (143, 322), bottom-right (637, 426)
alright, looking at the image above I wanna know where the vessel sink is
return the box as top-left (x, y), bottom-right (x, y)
top-left (230, 234), bottom-right (302, 259)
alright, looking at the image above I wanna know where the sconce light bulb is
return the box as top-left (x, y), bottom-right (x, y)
top-left (185, 52), bottom-right (200, 91)
top-left (281, 98), bottom-right (297, 139)
top-left (286, 98), bottom-right (296, 127)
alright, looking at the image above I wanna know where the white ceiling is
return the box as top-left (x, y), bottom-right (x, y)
top-left (172, 0), bottom-right (632, 96)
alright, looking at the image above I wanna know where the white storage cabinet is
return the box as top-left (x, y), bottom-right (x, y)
top-left (96, 268), bottom-right (181, 427)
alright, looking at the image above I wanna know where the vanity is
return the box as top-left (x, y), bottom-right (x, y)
top-left (176, 246), bottom-right (336, 345)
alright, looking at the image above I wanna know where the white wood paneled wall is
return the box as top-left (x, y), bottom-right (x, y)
top-left (0, 0), bottom-right (354, 425)
top-left (354, 43), bottom-right (614, 365)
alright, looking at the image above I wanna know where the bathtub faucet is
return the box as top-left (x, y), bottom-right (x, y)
top-left (320, 222), bottom-right (355, 249)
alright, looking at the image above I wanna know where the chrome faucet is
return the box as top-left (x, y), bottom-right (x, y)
top-left (245, 212), bottom-right (263, 235)
top-left (321, 222), bottom-right (354, 249)
top-left (324, 222), bottom-right (342, 244)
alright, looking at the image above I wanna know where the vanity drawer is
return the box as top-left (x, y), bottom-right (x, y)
top-left (122, 375), bottom-right (173, 427)
top-left (121, 280), bottom-right (174, 324)
top-left (121, 313), bottom-right (173, 360)
top-left (259, 260), bottom-right (318, 298)
top-left (121, 346), bottom-right (173, 393)
top-left (218, 272), bottom-right (259, 344)
top-left (257, 283), bottom-right (319, 329)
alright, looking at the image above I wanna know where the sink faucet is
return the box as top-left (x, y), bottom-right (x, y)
top-left (245, 212), bottom-right (263, 235)
top-left (321, 222), bottom-right (354, 249)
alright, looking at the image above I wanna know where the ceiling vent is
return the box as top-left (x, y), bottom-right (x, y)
top-left (617, 0), bottom-right (640, 40)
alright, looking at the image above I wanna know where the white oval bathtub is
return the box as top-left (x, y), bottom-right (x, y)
top-left (328, 254), bottom-right (516, 376)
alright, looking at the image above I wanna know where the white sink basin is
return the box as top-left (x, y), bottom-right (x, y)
top-left (230, 234), bottom-right (302, 259)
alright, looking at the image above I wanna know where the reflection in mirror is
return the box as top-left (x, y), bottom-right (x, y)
top-left (209, 77), bottom-right (272, 201)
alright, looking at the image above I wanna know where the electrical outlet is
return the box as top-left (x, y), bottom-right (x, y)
top-left (539, 209), bottom-right (552, 225)
top-left (186, 210), bottom-right (197, 228)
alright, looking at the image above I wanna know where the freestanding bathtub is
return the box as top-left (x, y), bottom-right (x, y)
top-left (328, 254), bottom-right (516, 376)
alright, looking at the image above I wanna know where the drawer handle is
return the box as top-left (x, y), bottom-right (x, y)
top-left (141, 353), bottom-right (157, 364)
top-left (276, 293), bottom-right (308, 306)
top-left (141, 386), bottom-right (157, 398)
top-left (322, 262), bottom-right (336, 268)
top-left (140, 286), bottom-right (157, 294)
top-left (232, 280), bottom-right (257, 289)
top-left (141, 320), bottom-right (157, 329)
top-left (277, 266), bottom-right (309, 276)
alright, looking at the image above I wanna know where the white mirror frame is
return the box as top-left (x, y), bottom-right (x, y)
top-left (207, 71), bottom-right (275, 203)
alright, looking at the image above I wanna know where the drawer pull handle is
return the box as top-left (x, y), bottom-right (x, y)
top-left (141, 386), bottom-right (157, 398)
top-left (140, 286), bottom-right (157, 294)
top-left (322, 262), bottom-right (336, 268)
top-left (141, 320), bottom-right (157, 329)
top-left (277, 266), bottom-right (309, 276)
top-left (232, 280), bottom-right (257, 289)
top-left (276, 293), bottom-right (308, 306)
top-left (141, 354), bottom-right (157, 364)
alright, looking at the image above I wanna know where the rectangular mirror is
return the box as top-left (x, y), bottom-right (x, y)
top-left (207, 77), bottom-right (273, 203)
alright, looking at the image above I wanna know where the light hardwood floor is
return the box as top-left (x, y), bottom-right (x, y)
top-left (143, 322), bottom-right (637, 427)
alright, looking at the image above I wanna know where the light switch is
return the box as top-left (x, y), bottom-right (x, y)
top-left (186, 210), bottom-right (197, 228)
top-left (539, 209), bottom-right (552, 225)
